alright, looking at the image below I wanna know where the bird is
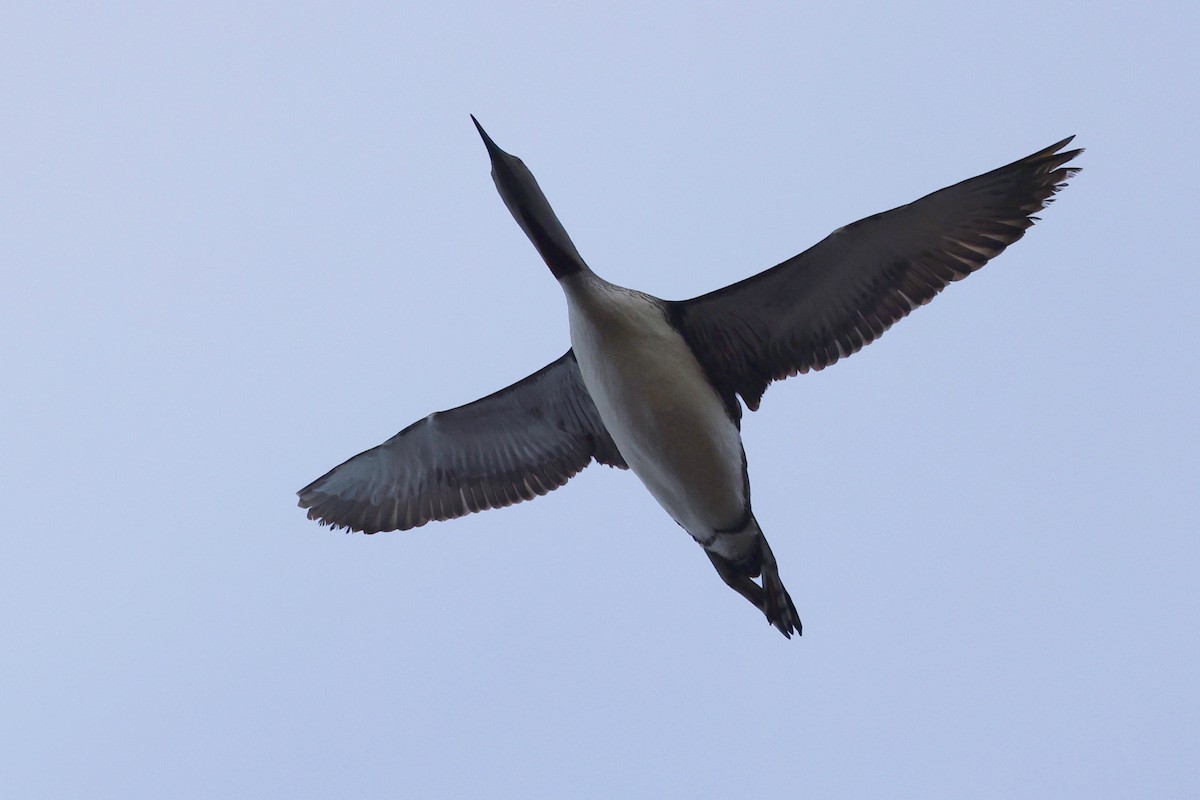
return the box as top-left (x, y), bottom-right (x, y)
top-left (298, 118), bottom-right (1081, 638)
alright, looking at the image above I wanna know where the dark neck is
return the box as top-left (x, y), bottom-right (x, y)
top-left (525, 216), bottom-right (587, 279)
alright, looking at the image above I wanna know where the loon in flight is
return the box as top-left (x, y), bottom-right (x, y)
top-left (298, 119), bottom-right (1081, 637)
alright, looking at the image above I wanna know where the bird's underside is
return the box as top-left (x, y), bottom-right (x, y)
top-left (298, 125), bottom-right (1082, 638)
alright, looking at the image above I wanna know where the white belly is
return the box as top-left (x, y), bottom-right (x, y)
top-left (563, 276), bottom-right (747, 541)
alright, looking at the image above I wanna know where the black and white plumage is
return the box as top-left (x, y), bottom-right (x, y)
top-left (298, 120), bottom-right (1081, 637)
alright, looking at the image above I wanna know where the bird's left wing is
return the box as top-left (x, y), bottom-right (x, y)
top-left (668, 137), bottom-right (1082, 412)
top-left (297, 349), bottom-right (626, 533)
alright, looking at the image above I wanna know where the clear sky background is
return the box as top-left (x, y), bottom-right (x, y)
top-left (3, 2), bottom-right (1197, 797)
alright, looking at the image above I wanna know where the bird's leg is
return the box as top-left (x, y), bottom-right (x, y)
top-left (758, 536), bottom-right (802, 637)
top-left (705, 550), bottom-right (766, 610)
top-left (706, 544), bottom-right (802, 638)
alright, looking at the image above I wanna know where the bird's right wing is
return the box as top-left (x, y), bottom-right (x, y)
top-left (670, 137), bottom-right (1082, 412)
top-left (297, 350), bottom-right (627, 533)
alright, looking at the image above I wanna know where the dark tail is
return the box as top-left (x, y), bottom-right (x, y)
top-left (706, 522), bottom-right (801, 638)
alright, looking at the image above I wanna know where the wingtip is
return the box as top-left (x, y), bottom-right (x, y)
top-left (1036, 135), bottom-right (1081, 160)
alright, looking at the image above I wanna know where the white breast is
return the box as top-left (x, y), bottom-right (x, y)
top-left (561, 274), bottom-right (747, 541)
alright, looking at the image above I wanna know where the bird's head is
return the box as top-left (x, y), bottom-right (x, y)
top-left (471, 116), bottom-right (588, 280)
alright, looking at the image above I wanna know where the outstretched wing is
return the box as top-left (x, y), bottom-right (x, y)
top-left (297, 350), bottom-right (626, 533)
top-left (669, 137), bottom-right (1082, 411)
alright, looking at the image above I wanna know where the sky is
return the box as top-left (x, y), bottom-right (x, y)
top-left (3, 2), bottom-right (1197, 797)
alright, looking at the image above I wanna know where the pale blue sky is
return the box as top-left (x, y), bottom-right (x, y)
top-left (3, 2), bottom-right (1197, 797)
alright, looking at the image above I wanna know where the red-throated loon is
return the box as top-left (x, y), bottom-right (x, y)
top-left (298, 118), bottom-right (1081, 637)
